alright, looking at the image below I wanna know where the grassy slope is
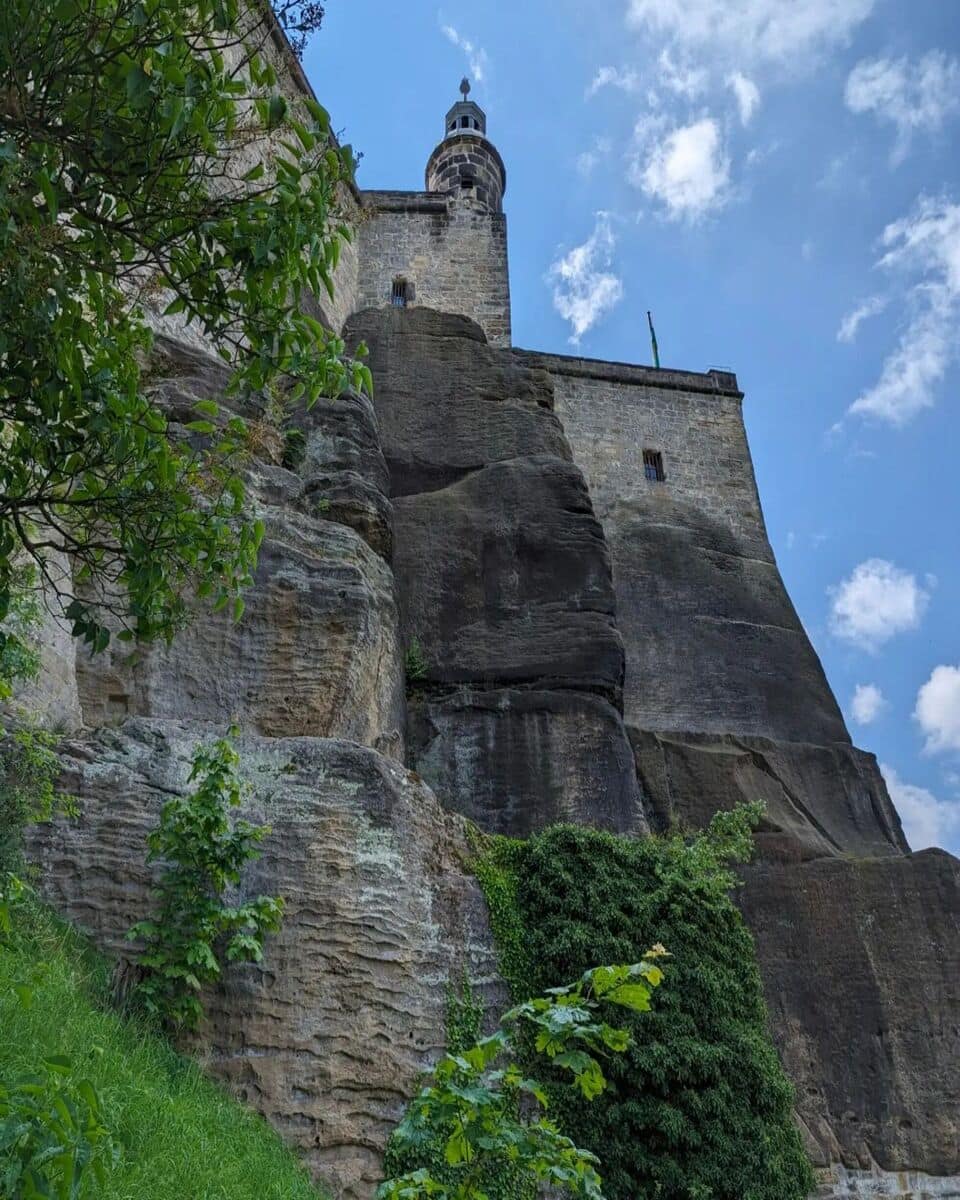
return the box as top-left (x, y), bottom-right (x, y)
top-left (0, 903), bottom-right (324, 1200)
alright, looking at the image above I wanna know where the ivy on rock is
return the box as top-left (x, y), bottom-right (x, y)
top-left (470, 805), bottom-right (815, 1200)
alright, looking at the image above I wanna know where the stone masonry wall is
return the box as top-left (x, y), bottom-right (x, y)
top-left (357, 194), bottom-right (511, 346)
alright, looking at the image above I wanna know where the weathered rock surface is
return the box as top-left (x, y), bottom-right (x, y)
top-left (631, 728), bottom-right (906, 860)
top-left (345, 307), bottom-right (567, 497)
top-left (739, 851), bottom-right (960, 1184)
top-left (605, 499), bottom-right (850, 745)
top-left (392, 457), bottom-right (623, 702)
top-left (74, 335), bottom-right (404, 756)
top-left (344, 307), bottom-right (639, 835)
top-left (410, 688), bottom-right (646, 836)
top-left (26, 719), bottom-right (504, 1200)
top-left (77, 509), bottom-right (405, 756)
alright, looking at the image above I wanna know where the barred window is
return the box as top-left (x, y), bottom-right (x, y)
top-left (391, 278), bottom-right (408, 307)
top-left (643, 449), bottom-right (665, 482)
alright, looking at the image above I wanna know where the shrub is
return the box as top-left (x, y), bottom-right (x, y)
top-left (127, 732), bottom-right (284, 1030)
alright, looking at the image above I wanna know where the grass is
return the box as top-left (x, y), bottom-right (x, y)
top-left (0, 901), bottom-right (325, 1200)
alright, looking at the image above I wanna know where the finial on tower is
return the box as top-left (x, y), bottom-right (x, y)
top-left (460, 77), bottom-right (471, 99)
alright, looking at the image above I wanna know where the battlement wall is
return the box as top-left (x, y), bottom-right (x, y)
top-left (518, 350), bottom-right (766, 555)
top-left (357, 194), bottom-right (511, 346)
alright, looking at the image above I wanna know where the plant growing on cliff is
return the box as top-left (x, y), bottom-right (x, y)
top-left (470, 804), bottom-right (815, 1200)
top-left (378, 953), bottom-right (667, 1200)
top-left (0, 726), bottom-right (75, 876)
top-left (127, 731), bottom-right (284, 1029)
top-left (0, 0), bottom-right (371, 690)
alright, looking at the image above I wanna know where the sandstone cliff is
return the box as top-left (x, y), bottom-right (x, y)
top-left (19, 305), bottom-right (960, 1200)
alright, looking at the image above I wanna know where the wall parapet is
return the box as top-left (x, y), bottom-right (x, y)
top-left (514, 348), bottom-right (742, 400)
top-left (361, 190), bottom-right (449, 214)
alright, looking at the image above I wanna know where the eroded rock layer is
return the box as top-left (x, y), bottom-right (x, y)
top-left (26, 720), bottom-right (502, 1200)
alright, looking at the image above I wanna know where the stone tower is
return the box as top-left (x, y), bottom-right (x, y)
top-left (425, 78), bottom-right (506, 213)
top-left (355, 81), bottom-right (512, 345)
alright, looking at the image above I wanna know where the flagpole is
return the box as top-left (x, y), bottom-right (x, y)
top-left (647, 311), bottom-right (660, 369)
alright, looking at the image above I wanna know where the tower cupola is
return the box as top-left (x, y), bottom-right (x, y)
top-left (426, 78), bottom-right (506, 213)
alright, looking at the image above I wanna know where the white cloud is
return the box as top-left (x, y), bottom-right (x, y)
top-left (849, 198), bottom-right (960, 425)
top-left (658, 49), bottom-right (707, 98)
top-left (548, 214), bottom-right (625, 344)
top-left (828, 558), bottom-right (929, 651)
top-left (727, 72), bottom-right (760, 125)
top-left (630, 117), bottom-right (730, 222)
top-left (586, 66), bottom-right (641, 98)
top-left (440, 23), bottom-right (489, 83)
top-left (837, 295), bottom-right (887, 343)
top-left (625, 0), bottom-right (875, 70)
top-left (846, 52), bottom-right (960, 163)
top-left (851, 683), bottom-right (886, 725)
top-left (576, 136), bottom-right (612, 177)
top-left (881, 764), bottom-right (960, 852)
top-left (915, 666), bottom-right (960, 755)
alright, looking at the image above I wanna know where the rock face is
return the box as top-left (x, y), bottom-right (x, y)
top-left (15, 301), bottom-right (959, 1200)
top-left (74, 336), bottom-right (405, 758)
top-left (26, 720), bottom-right (503, 1200)
top-left (740, 851), bottom-right (960, 1178)
top-left (631, 729), bottom-right (905, 861)
top-left (345, 307), bottom-right (646, 836)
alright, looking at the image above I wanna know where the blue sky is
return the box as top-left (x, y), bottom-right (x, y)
top-left (307, 0), bottom-right (960, 854)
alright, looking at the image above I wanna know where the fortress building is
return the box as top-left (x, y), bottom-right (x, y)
top-left (26, 71), bottom-right (960, 1200)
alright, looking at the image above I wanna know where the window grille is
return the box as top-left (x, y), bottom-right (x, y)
top-left (643, 449), bottom-right (665, 482)
top-left (391, 278), bottom-right (408, 307)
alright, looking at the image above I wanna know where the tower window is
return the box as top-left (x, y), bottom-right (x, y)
top-left (460, 174), bottom-right (475, 189)
top-left (643, 450), bottom-right (665, 483)
top-left (391, 278), bottom-right (408, 308)
top-left (460, 115), bottom-right (469, 128)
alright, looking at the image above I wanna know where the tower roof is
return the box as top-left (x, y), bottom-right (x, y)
top-left (443, 78), bottom-right (487, 138)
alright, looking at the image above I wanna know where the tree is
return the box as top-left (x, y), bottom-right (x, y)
top-left (0, 0), bottom-right (370, 687)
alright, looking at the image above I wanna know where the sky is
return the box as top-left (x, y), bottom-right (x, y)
top-left (306, 0), bottom-right (960, 855)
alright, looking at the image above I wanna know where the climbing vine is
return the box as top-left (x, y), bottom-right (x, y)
top-left (470, 805), bottom-right (815, 1200)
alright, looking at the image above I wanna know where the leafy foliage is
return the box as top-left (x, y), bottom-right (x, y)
top-left (0, 1054), bottom-right (119, 1200)
top-left (0, 565), bottom-right (42, 702)
top-left (471, 805), bottom-right (815, 1200)
top-left (127, 731), bottom-right (283, 1029)
top-left (379, 956), bottom-right (667, 1200)
top-left (0, 727), bottom-right (74, 876)
top-left (404, 639), bottom-right (429, 686)
top-left (0, 0), bottom-right (370, 683)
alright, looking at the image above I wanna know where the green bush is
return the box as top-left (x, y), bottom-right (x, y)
top-left (0, 902), bottom-right (324, 1199)
top-left (128, 732), bottom-right (284, 1030)
top-left (472, 807), bottom-right (814, 1200)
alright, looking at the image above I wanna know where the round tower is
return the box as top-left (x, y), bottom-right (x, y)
top-left (425, 78), bottom-right (506, 213)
